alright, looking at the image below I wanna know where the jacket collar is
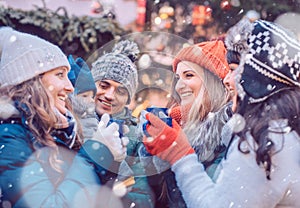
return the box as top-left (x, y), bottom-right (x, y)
top-left (0, 96), bottom-right (20, 120)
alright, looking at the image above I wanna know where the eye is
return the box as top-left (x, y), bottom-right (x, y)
top-left (186, 73), bottom-right (194, 77)
top-left (56, 72), bottom-right (64, 78)
top-left (116, 87), bottom-right (128, 96)
top-left (99, 82), bottom-right (109, 89)
top-left (184, 71), bottom-right (195, 79)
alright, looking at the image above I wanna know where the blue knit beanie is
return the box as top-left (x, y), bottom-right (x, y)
top-left (68, 55), bottom-right (97, 97)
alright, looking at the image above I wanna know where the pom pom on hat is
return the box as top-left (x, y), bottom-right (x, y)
top-left (91, 40), bottom-right (139, 104)
top-left (68, 55), bottom-right (97, 97)
top-left (225, 18), bottom-right (253, 54)
top-left (226, 19), bottom-right (300, 103)
top-left (172, 40), bottom-right (230, 80)
top-left (0, 27), bottom-right (70, 89)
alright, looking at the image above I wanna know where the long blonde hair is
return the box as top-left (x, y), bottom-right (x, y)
top-left (182, 67), bottom-right (231, 161)
top-left (184, 67), bottom-right (230, 129)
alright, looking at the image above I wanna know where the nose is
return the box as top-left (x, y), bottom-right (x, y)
top-left (223, 71), bottom-right (231, 88)
top-left (175, 78), bottom-right (186, 91)
top-left (64, 78), bottom-right (74, 93)
top-left (104, 86), bottom-right (115, 100)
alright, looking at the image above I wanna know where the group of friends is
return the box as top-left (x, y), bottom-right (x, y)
top-left (0, 17), bottom-right (300, 208)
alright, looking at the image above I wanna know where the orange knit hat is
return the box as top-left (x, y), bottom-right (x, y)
top-left (172, 40), bottom-right (229, 79)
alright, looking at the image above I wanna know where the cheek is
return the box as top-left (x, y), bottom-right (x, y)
top-left (175, 82), bottom-right (180, 93)
top-left (174, 78), bottom-right (186, 92)
top-left (42, 82), bottom-right (55, 98)
top-left (95, 84), bottom-right (103, 94)
top-left (115, 94), bottom-right (128, 105)
top-left (190, 79), bottom-right (202, 95)
top-left (229, 76), bottom-right (236, 88)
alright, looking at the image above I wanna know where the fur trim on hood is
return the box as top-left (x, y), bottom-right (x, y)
top-left (185, 103), bottom-right (232, 162)
top-left (0, 96), bottom-right (20, 120)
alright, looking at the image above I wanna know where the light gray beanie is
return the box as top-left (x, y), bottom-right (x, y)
top-left (0, 27), bottom-right (70, 89)
top-left (91, 40), bottom-right (139, 104)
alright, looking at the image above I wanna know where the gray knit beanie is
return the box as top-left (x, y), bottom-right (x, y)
top-left (91, 40), bottom-right (139, 104)
top-left (0, 27), bottom-right (70, 89)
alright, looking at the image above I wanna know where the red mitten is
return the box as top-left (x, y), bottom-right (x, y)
top-left (143, 112), bottom-right (194, 165)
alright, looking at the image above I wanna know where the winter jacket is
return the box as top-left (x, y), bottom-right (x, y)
top-left (172, 119), bottom-right (300, 208)
top-left (97, 107), bottom-right (155, 208)
top-left (161, 103), bottom-right (232, 208)
top-left (0, 100), bottom-right (115, 208)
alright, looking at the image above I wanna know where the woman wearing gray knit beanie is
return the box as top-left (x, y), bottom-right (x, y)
top-left (0, 27), bottom-right (127, 207)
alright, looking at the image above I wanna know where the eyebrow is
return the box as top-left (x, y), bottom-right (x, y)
top-left (117, 85), bottom-right (127, 91)
top-left (100, 80), bottom-right (111, 85)
top-left (183, 70), bottom-right (196, 74)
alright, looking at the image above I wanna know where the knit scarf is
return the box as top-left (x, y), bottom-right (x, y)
top-left (53, 108), bottom-right (77, 149)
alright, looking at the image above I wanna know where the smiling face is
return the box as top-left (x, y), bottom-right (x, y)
top-left (41, 66), bottom-right (74, 114)
top-left (175, 61), bottom-right (204, 106)
top-left (223, 63), bottom-right (238, 112)
top-left (77, 90), bottom-right (95, 104)
top-left (94, 79), bottom-right (129, 116)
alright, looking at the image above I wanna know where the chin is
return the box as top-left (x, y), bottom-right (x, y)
top-left (56, 106), bottom-right (68, 115)
top-left (96, 108), bottom-right (112, 116)
top-left (181, 99), bottom-right (193, 107)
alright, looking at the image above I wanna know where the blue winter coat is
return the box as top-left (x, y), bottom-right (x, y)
top-left (0, 104), bottom-right (115, 207)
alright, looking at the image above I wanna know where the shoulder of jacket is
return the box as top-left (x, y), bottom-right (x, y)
top-left (0, 97), bottom-right (20, 120)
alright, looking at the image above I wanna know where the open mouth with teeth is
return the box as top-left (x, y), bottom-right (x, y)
top-left (58, 96), bottom-right (66, 101)
top-left (180, 92), bottom-right (193, 98)
top-left (98, 98), bottom-right (113, 108)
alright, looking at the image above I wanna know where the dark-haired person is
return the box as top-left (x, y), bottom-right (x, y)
top-left (142, 19), bottom-right (300, 208)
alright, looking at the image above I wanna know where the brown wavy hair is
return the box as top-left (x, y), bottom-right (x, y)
top-left (1, 76), bottom-right (82, 172)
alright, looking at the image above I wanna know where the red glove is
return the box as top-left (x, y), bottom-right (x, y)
top-left (143, 112), bottom-right (194, 165)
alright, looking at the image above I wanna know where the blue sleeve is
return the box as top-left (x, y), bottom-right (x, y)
top-left (122, 141), bottom-right (155, 208)
top-left (78, 139), bottom-right (120, 184)
top-left (0, 124), bottom-right (107, 207)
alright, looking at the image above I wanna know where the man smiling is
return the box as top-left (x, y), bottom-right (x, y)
top-left (91, 40), bottom-right (155, 208)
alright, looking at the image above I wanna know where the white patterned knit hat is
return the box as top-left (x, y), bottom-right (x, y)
top-left (91, 40), bottom-right (139, 104)
top-left (0, 27), bottom-right (70, 89)
top-left (225, 19), bottom-right (300, 103)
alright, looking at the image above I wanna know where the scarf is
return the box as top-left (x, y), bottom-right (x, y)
top-left (52, 109), bottom-right (77, 149)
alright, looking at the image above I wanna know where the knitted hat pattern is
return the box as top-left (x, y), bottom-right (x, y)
top-left (226, 19), bottom-right (300, 103)
top-left (68, 55), bottom-right (97, 97)
top-left (91, 40), bottom-right (139, 104)
top-left (0, 27), bottom-right (70, 89)
top-left (172, 40), bottom-right (230, 80)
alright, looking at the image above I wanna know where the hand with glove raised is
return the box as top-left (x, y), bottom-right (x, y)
top-left (92, 113), bottom-right (129, 162)
top-left (142, 111), bottom-right (195, 165)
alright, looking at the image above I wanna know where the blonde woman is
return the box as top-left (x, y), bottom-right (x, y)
top-left (155, 40), bottom-right (232, 207)
top-left (144, 19), bottom-right (300, 208)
